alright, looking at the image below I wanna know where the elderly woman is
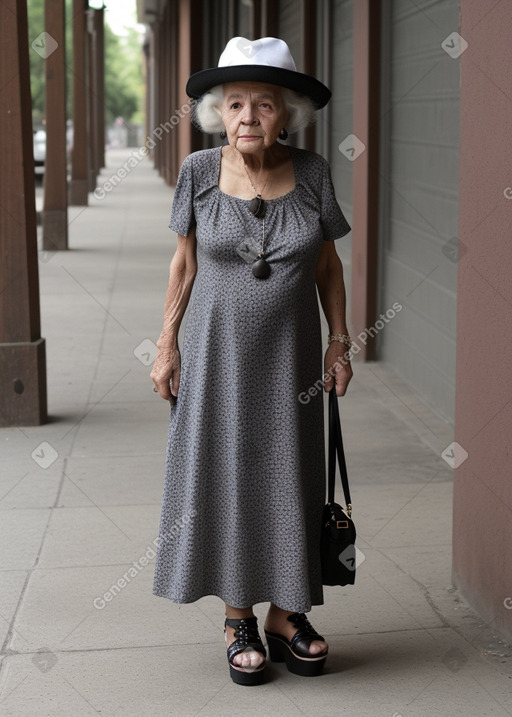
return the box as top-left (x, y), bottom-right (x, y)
top-left (151, 37), bottom-right (352, 686)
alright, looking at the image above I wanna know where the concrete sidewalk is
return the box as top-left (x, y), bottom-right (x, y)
top-left (1, 149), bottom-right (511, 717)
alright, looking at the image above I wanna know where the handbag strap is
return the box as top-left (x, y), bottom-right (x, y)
top-left (328, 386), bottom-right (352, 516)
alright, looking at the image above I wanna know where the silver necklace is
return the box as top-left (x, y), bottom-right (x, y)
top-left (242, 164), bottom-right (272, 279)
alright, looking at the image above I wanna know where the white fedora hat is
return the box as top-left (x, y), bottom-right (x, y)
top-left (186, 37), bottom-right (331, 109)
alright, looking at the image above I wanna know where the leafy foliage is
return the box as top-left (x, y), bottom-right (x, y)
top-left (103, 22), bottom-right (144, 126)
top-left (27, 0), bottom-right (143, 126)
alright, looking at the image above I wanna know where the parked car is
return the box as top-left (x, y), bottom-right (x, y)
top-left (33, 129), bottom-right (46, 176)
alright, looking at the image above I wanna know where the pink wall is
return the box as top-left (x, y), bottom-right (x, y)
top-left (453, 0), bottom-right (512, 640)
top-left (351, 0), bottom-right (380, 360)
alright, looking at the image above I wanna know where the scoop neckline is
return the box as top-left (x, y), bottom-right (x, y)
top-left (216, 145), bottom-right (298, 204)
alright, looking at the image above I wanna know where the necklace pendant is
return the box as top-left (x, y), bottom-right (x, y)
top-left (249, 195), bottom-right (265, 217)
top-left (252, 256), bottom-right (271, 279)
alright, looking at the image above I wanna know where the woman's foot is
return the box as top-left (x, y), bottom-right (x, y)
top-left (224, 606), bottom-right (266, 685)
top-left (264, 604), bottom-right (328, 655)
top-left (264, 605), bottom-right (328, 677)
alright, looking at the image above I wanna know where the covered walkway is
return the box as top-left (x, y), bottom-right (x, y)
top-left (0, 149), bottom-right (511, 715)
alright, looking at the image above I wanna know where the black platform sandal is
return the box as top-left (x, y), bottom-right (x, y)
top-left (264, 612), bottom-right (328, 677)
top-left (224, 617), bottom-right (267, 686)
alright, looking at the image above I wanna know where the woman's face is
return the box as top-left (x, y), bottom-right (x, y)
top-left (221, 82), bottom-right (289, 154)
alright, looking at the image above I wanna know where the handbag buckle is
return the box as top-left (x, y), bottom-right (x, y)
top-left (336, 520), bottom-right (349, 529)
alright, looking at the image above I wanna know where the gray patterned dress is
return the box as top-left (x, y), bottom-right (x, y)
top-left (152, 145), bottom-right (350, 612)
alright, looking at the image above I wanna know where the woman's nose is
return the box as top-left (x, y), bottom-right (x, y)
top-left (241, 108), bottom-right (258, 125)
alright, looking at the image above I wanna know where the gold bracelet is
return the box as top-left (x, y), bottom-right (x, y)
top-left (328, 333), bottom-right (353, 348)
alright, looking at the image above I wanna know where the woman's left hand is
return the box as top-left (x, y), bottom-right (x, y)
top-left (323, 342), bottom-right (353, 397)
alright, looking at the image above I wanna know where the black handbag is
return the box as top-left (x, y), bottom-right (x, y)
top-left (320, 386), bottom-right (357, 586)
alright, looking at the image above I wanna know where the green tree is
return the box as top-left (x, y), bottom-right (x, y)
top-left (103, 23), bottom-right (143, 126)
top-left (27, 0), bottom-right (143, 127)
top-left (27, 0), bottom-right (61, 123)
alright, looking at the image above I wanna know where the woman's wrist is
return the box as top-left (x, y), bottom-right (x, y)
top-left (156, 336), bottom-right (178, 351)
top-left (327, 332), bottom-right (352, 349)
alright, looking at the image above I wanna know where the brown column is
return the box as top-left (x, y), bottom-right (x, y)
top-left (252, 0), bottom-right (262, 39)
top-left (169, 2), bottom-right (179, 186)
top-left (162, 1), bottom-right (172, 186)
top-left (87, 9), bottom-right (98, 191)
top-left (0, 0), bottom-right (47, 426)
top-left (303, 0), bottom-right (317, 151)
top-left (228, 0), bottom-right (236, 37)
top-left (261, 0), bottom-right (278, 37)
top-left (177, 0), bottom-right (203, 167)
top-left (69, 0), bottom-right (89, 205)
top-left (42, 0), bottom-right (68, 251)
top-left (94, 7), bottom-right (105, 170)
top-left (152, 20), bottom-right (161, 174)
top-left (142, 34), bottom-right (151, 150)
top-left (453, 0), bottom-right (512, 642)
top-left (350, 0), bottom-right (380, 360)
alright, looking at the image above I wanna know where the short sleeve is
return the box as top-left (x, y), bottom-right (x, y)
top-left (320, 160), bottom-right (351, 241)
top-left (169, 155), bottom-right (196, 236)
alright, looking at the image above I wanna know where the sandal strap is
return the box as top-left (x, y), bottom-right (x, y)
top-left (225, 617), bottom-right (266, 663)
top-left (287, 613), bottom-right (326, 657)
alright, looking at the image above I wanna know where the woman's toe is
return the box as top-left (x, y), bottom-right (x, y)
top-left (251, 652), bottom-right (264, 668)
top-left (234, 648), bottom-right (264, 669)
top-left (309, 640), bottom-right (328, 655)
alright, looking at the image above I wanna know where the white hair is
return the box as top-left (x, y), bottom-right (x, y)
top-left (192, 84), bottom-right (317, 135)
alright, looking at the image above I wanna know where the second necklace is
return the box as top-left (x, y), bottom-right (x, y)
top-left (252, 215), bottom-right (271, 279)
top-left (243, 163), bottom-right (271, 280)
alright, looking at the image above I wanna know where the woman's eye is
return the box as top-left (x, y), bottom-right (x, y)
top-left (231, 103), bottom-right (241, 109)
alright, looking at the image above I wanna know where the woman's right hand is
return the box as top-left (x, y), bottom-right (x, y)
top-left (150, 347), bottom-right (181, 403)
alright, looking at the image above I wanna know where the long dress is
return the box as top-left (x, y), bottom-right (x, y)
top-left (152, 145), bottom-right (350, 612)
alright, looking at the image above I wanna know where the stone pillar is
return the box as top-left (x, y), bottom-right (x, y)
top-left (69, 0), bottom-right (89, 206)
top-left (42, 0), bottom-right (68, 251)
top-left (0, 0), bottom-right (47, 426)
